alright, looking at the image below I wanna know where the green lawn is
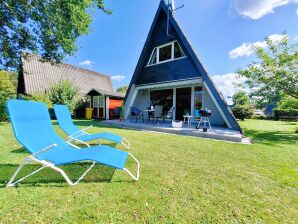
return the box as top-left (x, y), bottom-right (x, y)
top-left (0, 119), bottom-right (297, 223)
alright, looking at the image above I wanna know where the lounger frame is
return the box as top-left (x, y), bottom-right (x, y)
top-left (6, 144), bottom-right (140, 188)
top-left (66, 125), bottom-right (131, 149)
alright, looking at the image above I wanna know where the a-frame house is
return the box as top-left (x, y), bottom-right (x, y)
top-left (125, 0), bottom-right (241, 132)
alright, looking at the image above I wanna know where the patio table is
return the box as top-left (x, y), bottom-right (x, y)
top-left (144, 109), bottom-right (155, 122)
top-left (183, 115), bottom-right (193, 127)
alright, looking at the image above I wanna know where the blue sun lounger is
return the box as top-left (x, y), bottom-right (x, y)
top-left (6, 100), bottom-right (139, 187)
top-left (54, 105), bottom-right (130, 149)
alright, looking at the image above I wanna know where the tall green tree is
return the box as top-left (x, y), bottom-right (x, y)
top-left (0, 0), bottom-right (110, 70)
top-left (237, 34), bottom-right (298, 107)
top-left (0, 70), bottom-right (17, 120)
top-left (116, 86), bottom-right (128, 94)
top-left (231, 91), bottom-right (253, 121)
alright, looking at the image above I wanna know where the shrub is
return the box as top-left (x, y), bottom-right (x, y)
top-left (48, 80), bottom-right (79, 114)
top-left (232, 105), bottom-right (253, 121)
top-left (120, 101), bottom-right (125, 121)
top-left (295, 125), bottom-right (298, 133)
top-left (74, 99), bottom-right (88, 118)
top-left (273, 109), bottom-right (298, 120)
top-left (0, 71), bottom-right (17, 121)
top-left (23, 93), bottom-right (53, 109)
top-left (276, 96), bottom-right (298, 110)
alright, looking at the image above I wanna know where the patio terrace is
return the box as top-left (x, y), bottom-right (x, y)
top-left (102, 120), bottom-right (247, 143)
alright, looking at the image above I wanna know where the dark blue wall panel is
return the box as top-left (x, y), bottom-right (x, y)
top-left (135, 9), bottom-right (201, 85)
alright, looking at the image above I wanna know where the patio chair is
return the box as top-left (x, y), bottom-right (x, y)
top-left (153, 105), bottom-right (163, 125)
top-left (193, 109), bottom-right (201, 123)
top-left (6, 100), bottom-right (140, 188)
top-left (54, 105), bottom-right (130, 149)
top-left (163, 106), bottom-right (175, 122)
top-left (130, 106), bottom-right (144, 123)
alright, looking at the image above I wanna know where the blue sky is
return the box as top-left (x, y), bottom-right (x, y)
top-left (65, 0), bottom-right (298, 103)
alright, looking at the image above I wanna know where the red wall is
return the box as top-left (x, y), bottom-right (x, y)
top-left (109, 99), bottom-right (122, 109)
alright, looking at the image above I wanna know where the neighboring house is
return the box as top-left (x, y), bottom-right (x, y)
top-left (18, 54), bottom-right (124, 119)
top-left (264, 104), bottom-right (276, 116)
top-left (125, 1), bottom-right (241, 131)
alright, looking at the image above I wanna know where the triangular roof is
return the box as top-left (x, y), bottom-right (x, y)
top-left (125, 1), bottom-right (241, 131)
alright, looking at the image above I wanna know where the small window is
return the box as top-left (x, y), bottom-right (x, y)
top-left (148, 48), bottom-right (157, 65)
top-left (93, 96), bottom-right (104, 107)
top-left (147, 41), bottom-right (185, 66)
top-left (174, 41), bottom-right (185, 58)
top-left (159, 44), bottom-right (172, 62)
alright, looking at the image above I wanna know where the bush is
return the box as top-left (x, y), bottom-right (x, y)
top-left (48, 80), bottom-right (79, 114)
top-left (232, 105), bottom-right (253, 121)
top-left (273, 108), bottom-right (298, 120)
top-left (0, 71), bottom-right (17, 121)
top-left (23, 93), bottom-right (53, 109)
top-left (295, 125), bottom-right (298, 133)
top-left (74, 99), bottom-right (88, 118)
top-left (276, 96), bottom-right (298, 110)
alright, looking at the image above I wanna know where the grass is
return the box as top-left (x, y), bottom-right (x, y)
top-left (0, 119), bottom-right (297, 223)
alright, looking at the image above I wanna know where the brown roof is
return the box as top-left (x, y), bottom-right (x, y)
top-left (20, 54), bottom-right (122, 97)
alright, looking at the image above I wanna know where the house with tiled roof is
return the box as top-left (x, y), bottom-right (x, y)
top-left (18, 54), bottom-right (124, 119)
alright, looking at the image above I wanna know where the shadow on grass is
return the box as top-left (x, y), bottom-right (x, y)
top-left (0, 163), bottom-right (116, 188)
top-left (11, 147), bottom-right (28, 154)
top-left (244, 129), bottom-right (298, 146)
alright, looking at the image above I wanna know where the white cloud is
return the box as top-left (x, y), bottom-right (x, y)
top-left (79, 60), bottom-right (94, 66)
top-left (111, 75), bottom-right (125, 82)
top-left (212, 73), bottom-right (246, 104)
top-left (229, 34), bottom-right (287, 59)
top-left (296, 7), bottom-right (298, 15)
top-left (232, 0), bottom-right (298, 20)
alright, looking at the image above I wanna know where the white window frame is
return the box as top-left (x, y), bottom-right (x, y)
top-left (93, 95), bottom-right (105, 118)
top-left (93, 96), bottom-right (104, 108)
top-left (146, 41), bottom-right (186, 67)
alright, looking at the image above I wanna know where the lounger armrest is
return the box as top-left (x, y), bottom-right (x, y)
top-left (30, 144), bottom-right (58, 157)
top-left (80, 125), bottom-right (93, 134)
top-left (69, 125), bottom-right (93, 138)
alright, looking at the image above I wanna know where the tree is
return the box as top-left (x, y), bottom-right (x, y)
top-left (116, 86), bottom-right (128, 94)
top-left (48, 80), bottom-right (79, 113)
top-left (0, 70), bottom-right (17, 120)
top-left (0, 0), bottom-right (110, 70)
top-left (232, 91), bottom-right (251, 106)
top-left (237, 34), bottom-right (298, 108)
top-left (231, 91), bottom-right (253, 121)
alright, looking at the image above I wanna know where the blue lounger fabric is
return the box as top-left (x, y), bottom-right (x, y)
top-left (53, 105), bottom-right (123, 144)
top-left (7, 100), bottom-right (128, 169)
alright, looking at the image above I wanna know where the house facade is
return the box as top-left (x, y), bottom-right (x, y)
top-left (18, 54), bottom-right (124, 119)
top-left (125, 1), bottom-right (241, 131)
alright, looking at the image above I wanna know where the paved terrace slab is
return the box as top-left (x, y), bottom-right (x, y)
top-left (101, 120), bottom-right (247, 143)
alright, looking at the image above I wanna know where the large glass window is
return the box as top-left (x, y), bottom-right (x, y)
top-left (150, 89), bottom-right (173, 112)
top-left (147, 41), bottom-right (185, 66)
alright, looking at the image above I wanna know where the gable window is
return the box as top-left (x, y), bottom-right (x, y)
top-left (147, 41), bottom-right (185, 66)
top-left (159, 44), bottom-right (172, 62)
